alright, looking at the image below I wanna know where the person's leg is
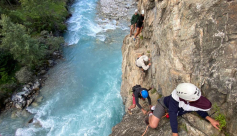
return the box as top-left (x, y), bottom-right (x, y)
top-left (128, 104), bottom-right (136, 110)
top-left (132, 24), bottom-right (136, 35)
top-left (149, 115), bottom-right (160, 128)
top-left (130, 25), bottom-right (134, 37)
top-left (137, 26), bottom-right (142, 36)
top-left (134, 27), bottom-right (141, 39)
top-left (128, 94), bottom-right (136, 114)
top-left (148, 101), bottom-right (165, 128)
top-left (140, 26), bottom-right (143, 33)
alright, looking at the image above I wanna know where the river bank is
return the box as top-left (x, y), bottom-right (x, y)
top-left (0, 0), bottom-right (77, 112)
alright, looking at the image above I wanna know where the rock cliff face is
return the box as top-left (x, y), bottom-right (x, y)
top-left (111, 0), bottom-right (237, 135)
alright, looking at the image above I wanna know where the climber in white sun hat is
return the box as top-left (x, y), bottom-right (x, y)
top-left (135, 54), bottom-right (151, 71)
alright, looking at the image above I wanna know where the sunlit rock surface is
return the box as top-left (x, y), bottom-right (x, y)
top-left (112, 0), bottom-right (237, 135)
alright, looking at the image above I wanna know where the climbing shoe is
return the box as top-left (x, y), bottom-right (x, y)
top-left (128, 109), bottom-right (132, 115)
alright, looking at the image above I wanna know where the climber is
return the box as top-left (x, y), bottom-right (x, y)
top-left (146, 83), bottom-right (220, 136)
top-left (128, 85), bottom-right (152, 115)
top-left (134, 10), bottom-right (144, 41)
top-left (130, 9), bottom-right (139, 37)
top-left (136, 55), bottom-right (151, 71)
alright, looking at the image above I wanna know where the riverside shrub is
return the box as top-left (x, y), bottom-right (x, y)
top-left (19, 0), bottom-right (68, 32)
top-left (0, 51), bottom-right (16, 84)
top-left (0, 14), bottom-right (45, 67)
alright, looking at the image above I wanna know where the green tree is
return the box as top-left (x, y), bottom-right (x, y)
top-left (0, 14), bottom-right (44, 67)
top-left (0, 51), bottom-right (16, 84)
top-left (19, 0), bottom-right (68, 32)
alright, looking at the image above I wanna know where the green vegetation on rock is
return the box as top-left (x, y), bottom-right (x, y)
top-left (179, 123), bottom-right (188, 132)
top-left (213, 104), bottom-right (227, 131)
top-left (150, 88), bottom-right (157, 94)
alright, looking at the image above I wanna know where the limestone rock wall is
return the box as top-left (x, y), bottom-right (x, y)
top-left (114, 0), bottom-right (237, 135)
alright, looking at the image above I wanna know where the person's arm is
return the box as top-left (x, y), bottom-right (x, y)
top-left (172, 133), bottom-right (178, 136)
top-left (147, 94), bottom-right (151, 106)
top-left (141, 88), bottom-right (151, 107)
top-left (196, 111), bottom-right (209, 119)
top-left (141, 62), bottom-right (149, 70)
top-left (131, 15), bottom-right (135, 24)
top-left (205, 116), bottom-right (220, 130)
top-left (134, 91), bottom-right (142, 109)
top-left (168, 97), bottom-right (179, 135)
top-left (135, 90), bottom-right (147, 114)
top-left (196, 111), bottom-right (220, 130)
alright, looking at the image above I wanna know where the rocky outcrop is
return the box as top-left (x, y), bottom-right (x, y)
top-left (15, 67), bottom-right (33, 84)
top-left (6, 80), bottom-right (41, 110)
top-left (112, 0), bottom-right (237, 135)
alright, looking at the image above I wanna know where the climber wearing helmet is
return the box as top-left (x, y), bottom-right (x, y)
top-left (130, 9), bottom-right (139, 37)
top-left (136, 55), bottom-right (151, 71)
top-left (128, 85), bottom-right (152, 115)
top-left (134, 10), bottom-right (145, 41)
top-left (147, 83), bottom-right (220, 136)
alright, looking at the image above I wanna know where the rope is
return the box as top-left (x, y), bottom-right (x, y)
top-left (141, 125), bottom-right (149, 136)
top-left (162, 113), bottom-right (169, 118)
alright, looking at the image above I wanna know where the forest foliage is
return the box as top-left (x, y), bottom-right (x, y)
top-left (0, 0), bottom-right (68, 95)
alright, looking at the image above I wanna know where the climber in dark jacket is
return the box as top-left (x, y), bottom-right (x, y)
top-left (130, 9), bottom-right (139, 37)
top-left (128, 85), bottom-right (152, 115)
top-left (147, 83), bottom-right (220, 136)
top-left (134, 10), bottom-right (144, 41)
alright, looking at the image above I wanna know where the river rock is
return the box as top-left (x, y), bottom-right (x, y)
top-left (26, 98), bottom-right (34, 107)
top-left (9, 80), bottom-right (41, 109)
top-left (31, 102), bottom-right (38, 107)
top-left (5, 102), bottom-right (13, 110)
top-left (47, 60), bottom-right (54, 67)
top-left (21, 110), bottom-right (31, 117)
top-left (28, 118), bottom-right (34, 124)
top-left (11, 111), bottom-right (17, 119)
top-left (33, 81), bottom-right (40, 91)
top-left (39, 70), bottom-right (46, 75)
top-left (15, 67), bottom-right (33, 84)
top-left (4, 98), bottom-right (11, 105)
top-left (53, 51), bottom-right (61, 58)
top-left (36, 96), bottom-right (43, 103)
top-left (12, 92), bottom-right (27, 109)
